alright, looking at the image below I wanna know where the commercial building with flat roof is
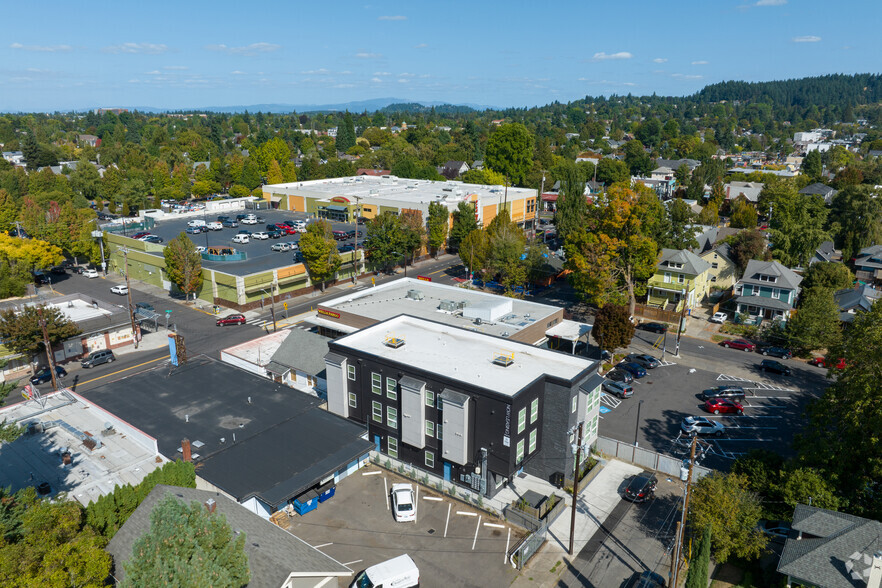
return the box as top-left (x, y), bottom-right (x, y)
top-left (324, 315), bottom-right (602, 498)
top-left (262, 175), bottom-right (539, 228)
top-left (310, 277), bottom-right (570, 346)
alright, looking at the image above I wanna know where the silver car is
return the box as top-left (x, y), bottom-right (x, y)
top-left (681, 416), bottom-right (725, 436)
top-left (602, 380), bottom-right (634, 398)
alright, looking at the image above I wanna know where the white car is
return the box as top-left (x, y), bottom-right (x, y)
top-left (232, 234), bottom-right (250, 244)
top-left (82, 268), bottom-right (99, 278)
top-left (240, 217), bottom-right (258, 225)
top-left (206, 221), bottom-right (223, 230)
top-left (681, 416), bottom-right (725, 437)
top-left (271, 242), bottom-right (291, 252)
top-left (710, 312), bottom-right (728, 324)
top-left (186, 219), bottom-right (206, 228)
top-left (252, 231), bottom-right (269, 240)
top-left (110, 284), bottom-right (128, 295)
top-left (391, 483), bottom-right (416, 523)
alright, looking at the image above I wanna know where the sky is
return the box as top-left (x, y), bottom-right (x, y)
top-left (2, 0), bottom-right (880, 112)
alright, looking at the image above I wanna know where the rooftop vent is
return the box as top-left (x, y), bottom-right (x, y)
top-left (384, 334), bottom-right (406, 349)
top-left (439, 299), bottom-right (457, 312)
top-left (492, 350), bottom-right (514, 367)
top-left (406, 289), bottom-right (424, 301)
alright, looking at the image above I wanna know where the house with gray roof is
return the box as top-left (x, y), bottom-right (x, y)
top-left (265, 329), bottom-right (332, 396)
top-left (655, 158), bottom-right (700, 172)
top-left (647, 248), bottom-right (713, 311)
top-left (777, 504), bottom-right (882, 588)
top-left (810, 241), bottom-right (837, 265)
top-left (733, 259), bottom-right (802, 322)
top-left (854, 245), bottom-right (882, 286)
top-left (799, 182), bottom-right (838, 204)
top-left (834, 284), bottom-right (882, 323)
top-left (106, 484), bottom-right (352, 587)
top-left (725, 181), bottom-right (764, 203)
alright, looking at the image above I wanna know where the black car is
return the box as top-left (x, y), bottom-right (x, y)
top-left (606, 368), bottom-right (634, 384)
top-left (627, 571), bottom-right (666, 588)
top-left (760, 359), bottom-right (791, 376)
top-left (217, 215), bottom-right (231, 222)
top-left (338, 245), bottom-right (355, 253)
top-left (30, 365), bottom-right (67, 385)
top-left (757, 345), bottom-right (792, 359)
top-left (135, 302), bottom-right (155, 313)
top-left (698, 385), bottom-right (746, 401)
top-left (623, 472), bottom-right (657, 503)
top-left (639, 322), bottom-right (668, 334)
top-left (267, 229), bottom-right (282, 239)
top-left (32, 271), bottom-right (50, 284)
top-left (50, 265), bottom-right (66, 275)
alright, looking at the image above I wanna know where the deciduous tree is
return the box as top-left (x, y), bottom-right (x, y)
top-left (828, 185), bottom-right (882, 260)
top-left (0, 304), bottom-right (81, 358)
top-left (800, 261), bottom-right (854, 291)
top-left (299, 220), bottom-right (341, 291)
top-left (123, 494), bottom-right (250, 588)
top-left (448, 201), bottom-right (478, 252)
top-left (786, 287), bottom-right (842, 354)
top-left (728, 196), bottom-right (758, 229)
top-left (426, 201), bottom-right (449, 257)
top-left (725, 229), bottom-right (768, 273)
top-left (163, 233), bottom-right (203, 300)
top-left (485, 123), bottom-right (533, 186)
top-left (595, 158), bottom-right (630, 185)
top-left (667, 199), bottom-right (698, 250)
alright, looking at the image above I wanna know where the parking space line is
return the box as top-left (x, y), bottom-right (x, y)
top-left (423, 496), bottom-right (443, 501)
top-left (457, 511), bottom-right (478, 516)
top-left (715, 438), bottom-right (780, 441)
top-left (384, 477), bottom-right (389, 510)
top-left (444, 503), bottom-right (451, 538)
top-left (313, 543), bottom-right (333, 549)
top-left (484, 522), bottom-right (505, 528)
top-left (415, 485), bottom-right (419, 524)
top-left (362, 470), bottom-right (382, 476)
top-left (472, 515), bottom-right (482, 550)
top-left (505, 528), bottom-right (511, 563)
top-left (343, 560), bottom-right (363, 567)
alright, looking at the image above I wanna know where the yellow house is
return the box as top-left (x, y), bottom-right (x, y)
top-left (699, 244), bottom-right (738, 290)
top-left (647, 249), bottom-right (712, 311)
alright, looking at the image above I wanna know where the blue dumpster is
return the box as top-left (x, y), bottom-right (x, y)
top-left (292, 490), bottom-right (320, 516)
top-left (318, 482), bottom-right (336, 503)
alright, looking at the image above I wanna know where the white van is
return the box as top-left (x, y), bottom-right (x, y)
top-left (187, 219), bottom-right (206, 228)
top-left (232, 233), bottom-right (250, 244)
top-left (351, 554), bottom-right (419, 588)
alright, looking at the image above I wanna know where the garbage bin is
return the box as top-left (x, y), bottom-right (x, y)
top-left (550, 472), bottom-right (565, 489)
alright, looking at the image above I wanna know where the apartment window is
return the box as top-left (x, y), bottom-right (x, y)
top-left (387, 406), bottom-right (398, 429)
top-left (664, 272), bottom-right (671, 283)
top-left (425, 451), bottom-right (435, 468)
top-left (516, 439), bottom-right (525, 464)
top-left (372, 401), bottom-right (382, 422)
top-left (517, 408), bottom-right (526, 434)
top-left (437, 424), bottom-right (442, 440)
top-left (772, 288), bottom-right (780, 299)
top-left (426, 421), bottom-right (435, 438)
top-left (678, 274), bottom-right (685, 284)
top-left (371, 372), bottom-right (381, 395)
top-left (530, 398), bottom-right (539, 424)
top-left (571, 395), bottom-right (578, 413)
top-left (711, 262), bottom-right (719, 269)
top-left (388, 437), bottom-right (398, 458)
top-left (711, 276), bottom-right (717, 283)
top-left (386, 377), bottom-right (397, 400)
top-left (348, 393), bottom-right (357, 408)
top-left (529, 429), bottom-right (537, 454)
top-left (426, 390), bottom-right (435, 407)
top-left (347, 365), bottom-right (356, 380)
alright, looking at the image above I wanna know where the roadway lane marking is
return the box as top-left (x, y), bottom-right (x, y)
top-left (77, 354), bottom-right (169, 386)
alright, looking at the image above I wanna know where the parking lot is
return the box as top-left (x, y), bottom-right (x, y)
top-left (282, 464), bottom-right (521, 587)
top-left (129, 209), bottom-right (364, 276)
top-left (597, 332), bottom-right (829, 470)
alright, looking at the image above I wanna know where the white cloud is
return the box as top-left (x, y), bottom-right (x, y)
top-left (756, 0), bottom-right (786, 5)
top-left (103, 42), bottom-right (168, 54)
top-left (652, 58), bottom-right (668, 63)
top-left (591, 51), bottom-right (633, 61)
top-left (333, 83), bottom-right (355, 88)
top-left (340, 70), bottom-right (352, 75)
top-left (146, 70), bottom-right (162, 75)
top-left (398, 72), bottom-right (416, 77)
top-left (792, 35), bottom-right (821, 43)
top-left (10, 42), bottom-right (72, 52)
top-left (371, 77), bottom-right (383, 83)
top-left (378, 15), bottom-right (406, 20)
top-left (205, 42), bottom-right (281, 55)
top-left (692, 60), bottom-right (709, 65)
top-left (301, 68), bottom-right (330, 75)
top-left (355, 52), bottom-right (382, 59)
top-left (414, 43), bottom-right (428, 48)
top-left (397, 78), bottom-right (408, 83)
top-left (231, 70), bottom-right (246, 75)
top-left (672, 73), bottom-right (703, 80)
top-left (373, 71), bottom-right (391, 76)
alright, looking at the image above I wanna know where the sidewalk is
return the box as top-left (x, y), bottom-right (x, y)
top-left (508, 459), bottom-right (644, 587)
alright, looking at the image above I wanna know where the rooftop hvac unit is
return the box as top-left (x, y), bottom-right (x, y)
top-left (439, 299), bottom-right (457, 312)
top-left (442, 187), bottom-right (454, 192)
top-left (384, 334), bottom-right (406, 348)
top-left (457, 300), bottom-right (468, 310)
top-left (406, 289), bottom-right (424, 301)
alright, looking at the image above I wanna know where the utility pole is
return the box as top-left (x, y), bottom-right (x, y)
top-left (672, 435), bottom-right (699, 588)
top-left (122, 248), bottom-right (138, 348)
top-left (568, 420), bottom-right (584, 556)
top-left (670, 520), bottom-right (681, 588)
top-left (37, 307), bottom-right (60, 391)
top-left (674, 288), bottom-right (687, 357)
top-left (270, 287), bottom-right (277, 332)
top-left (536, 173), bottom-right (545, 240)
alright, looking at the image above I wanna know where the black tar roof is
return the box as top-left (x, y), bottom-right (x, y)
top-left (82, 357), bottom-right (372, 506)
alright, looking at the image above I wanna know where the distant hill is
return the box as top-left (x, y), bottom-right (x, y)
top-left (381, 102), bottom-right (477, 114)
top-left (695, 73), bottom-right (882, 107)
top-left (129, 98), bottom-right (491, 115)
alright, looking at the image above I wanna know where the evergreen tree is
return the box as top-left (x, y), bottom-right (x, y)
top-left (299, 220), bottom-right (341, 291)
top-left (685, 526), bottom-right (712, 588)
top-left (801, 149), bottom-right (823, 180)
top-left (426, 201), bottom-right (449, 257)
top-left (336, 112), bottom-right (357, 154)
top-left (554, 163), bottom-right (589, 244)
top-left (448, 201), bottom-right (478, 252)
top-left (590, 304), bottom-right (634, 352)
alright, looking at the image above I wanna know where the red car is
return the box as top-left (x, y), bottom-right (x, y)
top-left (131, 231), bottom-right (152, 239)
top-left (216, 314), bottom-right (246, 326)
top-left (809, 357), bottom-right (847, 369)
top-left (704, 398), bottom-right (744, 415)
top-left (720, 339), bottom-right (756, 352)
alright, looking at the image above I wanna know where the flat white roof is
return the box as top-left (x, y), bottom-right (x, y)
top-left (264, 175), bottom-right (536, 208)
top-left (546, 319), bottom-right (592, 342)
top-left (46, 298), bottom-right (113, 322)
top-left (333, 315), bottom-right (595, 397)
top-left (322, 278), bottom-right (558, 340)
top-left (0, 390), bottom-right (163, 506)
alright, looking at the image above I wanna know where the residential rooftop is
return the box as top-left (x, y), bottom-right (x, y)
top-left (264, 174), bottom-right (536, 208)
top-left (331, 315), bottom-right (596, 397)
top-left (0, 390), bottom-right (163, 506)
top-left (316, 277), bottom-right (560, 342)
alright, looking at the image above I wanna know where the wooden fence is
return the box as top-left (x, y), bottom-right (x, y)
top-left (634, 304), bottom-right (681, 324)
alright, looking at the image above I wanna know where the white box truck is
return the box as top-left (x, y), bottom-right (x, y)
top-left (351, 554), bottom-right (419, 588)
